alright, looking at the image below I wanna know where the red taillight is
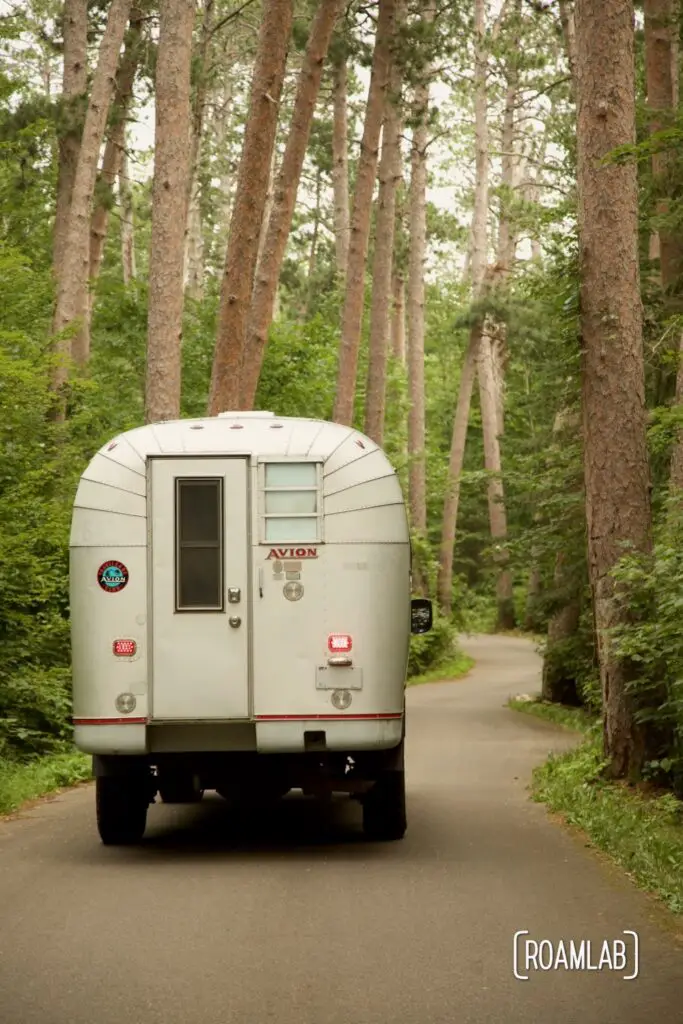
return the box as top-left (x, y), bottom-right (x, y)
top-left (328, 633), bottom-right (352, 653)
top-left (113, 639), bottom-right (137, 657)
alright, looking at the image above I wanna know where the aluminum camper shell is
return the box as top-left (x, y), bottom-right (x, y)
top-left (70, 412), bottom-right (432, 844)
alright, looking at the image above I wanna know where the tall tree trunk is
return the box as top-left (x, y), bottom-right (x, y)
top-left (208, 0), bottom-right (294, 416)
top-left (53, 0), bottom-right (88, 279)
top-left (541, 409), bottom-right (582, 703)
top-left (240, 0), bottom-right (342, 408)
top-left (644, 0), bottom-right (681, 289)
top-left (51, 0), bottom-right (134, 391)
top-left (558, 0), bottom-right (577, 87)
top-left (575, 0), bottom-right (655, 780)
top-left (390, 271), bottom-right (406, 363)
top-left (437, 328), bottom-right (478, 613)
top-left (364, 2), bottom-right (404, 445)
top-left (213, 80), bottom-right (235, 264)
top-left (480, 2), bottom-right (519, 629)
top-left (183, 0), bottom-right (215, 300)
top-left (145, 0), bottom-right (195, 423)
top-left (333, 0), bottom-right (395, 426)
top-left (331, 52), bottom-right (350, 279)
top-left (88, 8), bottom-right (144, 287)
top-left (479, 320), bottom-right (515, 630)
top-left (406, 1), bottom-right (435, 594)
top-left (305, 166), bottom-right (324, 318)
top-left (119, 140), bottom-right (136, 284)
top-left (437, 0), bottom-right (488, 615)
top-left (255, 145), bottom-right (278, 276)
top-left (184, 175), bottom-right (205, 300)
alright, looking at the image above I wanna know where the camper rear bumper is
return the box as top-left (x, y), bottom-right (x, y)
top-left (73, 714), bottom-right (403, 756)
top-left (254, 715), bottom-right (403, 753)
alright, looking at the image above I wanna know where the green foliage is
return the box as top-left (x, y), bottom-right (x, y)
top-left (608, 497), bottom-right (683, 790)
top-left (0, 749), bottom-right (91, 816)
top-left (509, 697), bottom-right (598, 735)
top-left (532, 739), bottom-right (683, 915)
top-left (407, 610), bottom-right (459, 677)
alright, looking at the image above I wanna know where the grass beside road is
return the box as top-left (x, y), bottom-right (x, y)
top-left (407, 651), bottom-right (475, 686)
top-left (508, 695), bottom-right (597, 734)
top-left (509, 696), bottom-right (683, 916)
top-left (0, 750), bottom-right (92, 816)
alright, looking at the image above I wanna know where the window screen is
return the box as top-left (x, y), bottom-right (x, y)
top-left (262, 462), bottom-right (320, 542)
top-left (176, 479), bottom-right (223, 610)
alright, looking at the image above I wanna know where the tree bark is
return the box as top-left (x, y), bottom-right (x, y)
top-left (390, 270), bottom-right (406, 363)
top-left (364, 2), bottom-right (404, 445)
top-left (119, 140), bottom-right (136, 284)
top-left (575, 0), bottom-right (655, 780)
top-left (52, 0), bottom-right (133, 386)
top-left (208, 0), bottom-right (294, 416)
top-left (437, 327), bottom-right (479, 613)
top-left (644, 0), bottom-right (681, 292)
top-left (541, 550), bottom-right (582, 704)
top-left (331, 52), bottom-right (350, 279)
top-left (240, 0), bottom-right (342, 407)
top-left (183, 0), bottom-right (214, 300)
top-left (558, 0), bottom-right (577, 88)
top-left (333, 0), bottom-right (395, 426)
top-left (437, 0), bottom-right (488, 615)
top-left (185, 175), bottom-right (205, 300)
top-left (406, 4), bottom-right (435, 591)
top-left (53, 0), bottom-right (88, 279)
top-left (88, 8), bottom-right (144, 287)
top-left (478, 321), bottom-right (515, 629)
top-left (145, 0), bottom-right (195, 424)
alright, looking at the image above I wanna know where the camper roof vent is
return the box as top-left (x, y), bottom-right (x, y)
top-left (217, 411), bottom-right (275, 418)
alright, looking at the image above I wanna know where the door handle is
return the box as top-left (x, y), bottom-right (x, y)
top-left (229, 616), bottom-right (242, 628)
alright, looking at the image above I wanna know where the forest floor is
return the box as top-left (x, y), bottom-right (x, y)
top-left (509, 678), bottom-right (683, 917)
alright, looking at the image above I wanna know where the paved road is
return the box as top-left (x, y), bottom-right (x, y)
top-left (2, 635), bottom-right (683, 1024)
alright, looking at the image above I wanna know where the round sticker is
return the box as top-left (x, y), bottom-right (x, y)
top-left (98, 560), bottom-right (129, 593)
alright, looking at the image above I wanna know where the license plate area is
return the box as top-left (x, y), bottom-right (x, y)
top-left (315, 666), bottom-right (363, 690)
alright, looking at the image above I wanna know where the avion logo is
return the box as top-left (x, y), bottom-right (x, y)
top-left (267, 547), bottom-right (318, 559)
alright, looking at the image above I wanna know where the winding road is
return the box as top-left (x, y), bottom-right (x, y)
top-left (1, 635), bottom-right (682, 1023)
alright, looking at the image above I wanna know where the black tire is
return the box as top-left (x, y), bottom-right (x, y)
top-left (96, 776), bottom-right (148, 845)
top-left (158, 778), bottom-right (204, 804)
top-left (362, 770), bottom-right (406, 841)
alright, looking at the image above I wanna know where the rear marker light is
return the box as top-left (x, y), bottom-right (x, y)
top-left (115, 693), bottom-right (137, 714)
top-left (328, 634), bottom-right (352, 653)
top-left (113, 639), bottom-right (137, 657)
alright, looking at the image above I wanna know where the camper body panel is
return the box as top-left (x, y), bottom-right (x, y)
top-left (69, 414), bottom-right (430, 844)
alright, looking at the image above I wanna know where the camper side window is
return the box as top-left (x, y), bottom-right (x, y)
top-left (175, 478), bottom-right (223, 611)
top-left (262, 462), bottom-right (321, 543)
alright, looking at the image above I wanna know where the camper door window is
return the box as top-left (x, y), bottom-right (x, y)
top-left (175, 478), bottom-right (224, 611)
top-left (261, 462), bottom-right (321, 543)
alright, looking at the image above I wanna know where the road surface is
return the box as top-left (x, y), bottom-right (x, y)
top-left (1, 635), bottom-right (682, 1024)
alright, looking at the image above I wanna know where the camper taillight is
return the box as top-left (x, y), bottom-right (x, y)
top-left (328, 634), bottom-right (352, 653)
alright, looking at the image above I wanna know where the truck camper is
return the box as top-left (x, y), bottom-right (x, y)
top-left (69, 412), bottom-right (433, 845)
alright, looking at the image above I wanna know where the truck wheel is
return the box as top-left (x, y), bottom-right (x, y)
top-left (362, 770), bottom-right (406, 841)
top-left (158, 778), bottom-right (204, 804)
top-left (96, 777), bottom-right (148, 845)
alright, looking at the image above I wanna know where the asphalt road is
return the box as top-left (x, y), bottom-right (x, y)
top-left (2, 635), bottom-right (683, 1024)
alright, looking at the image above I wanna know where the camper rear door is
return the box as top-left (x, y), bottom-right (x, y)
top-left (149, 457), bottom-right (251, 719)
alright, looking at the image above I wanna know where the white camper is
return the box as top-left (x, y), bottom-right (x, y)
top-left (70, 412), bottom-right (433, 845)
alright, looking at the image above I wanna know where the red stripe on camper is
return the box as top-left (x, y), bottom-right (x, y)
top-left (255, 713), bottom-right (403, 721)
top-left (73, 717), bottom-right (147, 725)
